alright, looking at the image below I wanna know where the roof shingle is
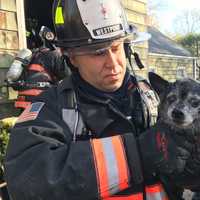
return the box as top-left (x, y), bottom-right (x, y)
top-left (148, 26), bottom-right (192, 57)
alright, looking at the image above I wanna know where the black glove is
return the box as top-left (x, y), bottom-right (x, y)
top-left (170, 141), bottom-right (200, 190)
top-left (185, 141), bottom-right (200, 176)
top-left (138, 122), bottom-right (193, 178)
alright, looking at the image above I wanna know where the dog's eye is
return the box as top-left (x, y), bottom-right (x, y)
top-left (190, 98), bottom-right (200, 108)
top-left (167, 95), bottom-right (177, 103)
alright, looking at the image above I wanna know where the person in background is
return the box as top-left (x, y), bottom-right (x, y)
top-left (13, 48), bottom-right (67, 110)
top-left (6, 26), bottom-right (68, 111)
top-left (4, 0), bottom-right (200, 200)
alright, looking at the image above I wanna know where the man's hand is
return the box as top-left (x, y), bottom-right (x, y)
top-left (138, 122), bottom-right (193, 178)
top-left (172, 141), bottom-right (200, 190)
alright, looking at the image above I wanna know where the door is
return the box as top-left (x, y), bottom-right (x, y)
top-left (24, 0), bottom-right (54, 49)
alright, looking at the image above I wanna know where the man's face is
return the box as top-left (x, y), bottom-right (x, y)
top-left (69, 40), bottom-right (127, 92)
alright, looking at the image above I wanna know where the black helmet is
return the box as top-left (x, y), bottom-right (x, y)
top-left (52, 0), bottom-right (134, 48)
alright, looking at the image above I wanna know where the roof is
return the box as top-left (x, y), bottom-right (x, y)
top-left (148, 26), bottom-right (192, 57)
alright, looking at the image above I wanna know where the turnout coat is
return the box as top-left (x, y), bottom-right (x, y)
top-left (5, 74), bottom-right (169, 200)
top-left (14, 48), bottom-right (66, 109)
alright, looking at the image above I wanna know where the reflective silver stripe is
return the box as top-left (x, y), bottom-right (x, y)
top-left (62, 109), bottom-right (85, 135)
top-left (62, 109), bottom-right (76, 133)
top-left (147, 191), bottom-right (167, 200)
top-left (101, 137), bottom-right (120, 195)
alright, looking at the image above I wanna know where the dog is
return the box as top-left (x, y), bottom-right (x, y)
top-left (148, 72), bottom-right (200, 137)
top-left (148, 72), bottom-right (200, 199)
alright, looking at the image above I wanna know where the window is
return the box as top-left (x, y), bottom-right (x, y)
top-left (196, 66), bottom-right (200, 81)
top-left (0, 68), bottom-right (9, 101)
top-left (176, 66), bottom-right (187, 79)
top-left (0, 53), bottom-right (14, 102)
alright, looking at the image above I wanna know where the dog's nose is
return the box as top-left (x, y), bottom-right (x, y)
top-left (171, 109), bottom-right (185, 120)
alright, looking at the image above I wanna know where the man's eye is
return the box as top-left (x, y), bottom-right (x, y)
top-left (92, 49), bottom-right (107, 56)
top-left (167, 95), bottom-right (177, 103)
top-left (111, 46), bottom-right (120, 52)
top-left (95, 51), bottom-right (107, 56)
top-left (190, 98), bottom-right (200, 108)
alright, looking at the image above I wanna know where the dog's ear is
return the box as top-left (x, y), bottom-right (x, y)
top-left (148, 72), bottom-right (169, 96)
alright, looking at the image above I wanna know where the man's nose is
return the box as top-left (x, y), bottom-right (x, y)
top-left (105, 49), bottom-right (118, 68)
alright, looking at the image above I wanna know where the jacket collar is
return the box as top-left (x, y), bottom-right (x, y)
top-left (58, 75), bottom-right (74, 93)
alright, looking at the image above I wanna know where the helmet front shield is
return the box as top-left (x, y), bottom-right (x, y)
top-left (53, 0), bottom-right (133, 48)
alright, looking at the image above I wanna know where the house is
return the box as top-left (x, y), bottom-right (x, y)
top-left (0, 0), bottom-right (148, 102)
top-left (148, 26), bottom-right (198, 81)
top-left (0, 0), bottom-right (26, 117)
top-left (0, 0), bottom-right (198, 117)
top-left (0, 0), bottom-right (54, 118)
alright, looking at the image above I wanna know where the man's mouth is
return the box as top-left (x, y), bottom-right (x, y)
top-left (105, 73), bottom-right (120, 80)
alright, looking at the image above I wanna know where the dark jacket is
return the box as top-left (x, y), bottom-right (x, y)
top-left (5, 74), bottom-right (168, 200)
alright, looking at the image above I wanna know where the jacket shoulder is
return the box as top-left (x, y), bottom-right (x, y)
top-left (131, 75), bottom-right (159, 126)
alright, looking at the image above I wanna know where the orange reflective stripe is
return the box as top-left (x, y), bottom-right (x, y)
top-left (91, 136), bottom-right (129, 199)
top-left (29, 64), bottom-right (46, 72)
top-left (91, 138), bottom-right (110, 198)
top-left (15, 101), bottom-right (31, 109)
top-left (112, 136), bottom-right (129, 190)
top-left (105, 193), bottom-right (143, 200)
top-left (146, 183), bottom-right (164, 193)
top-left (18, 89), bottom-right (43, 96)
top-left (146, 183), bottom-right (169, 200)
top-left (105, 183), bottom-right (169, 200)
top-left (29, 64), bottom-right (53, 81)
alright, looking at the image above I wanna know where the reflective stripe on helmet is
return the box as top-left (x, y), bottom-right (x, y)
top-left (90, 135), bottom-right (130, 199)
top-left (55, 0), bottom-right (64, 24)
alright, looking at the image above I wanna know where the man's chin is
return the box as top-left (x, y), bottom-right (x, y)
top-left (103, 82), bottom-right (123, 92)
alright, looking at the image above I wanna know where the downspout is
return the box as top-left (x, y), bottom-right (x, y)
top-left (16, 0), bottom-right (27, 49)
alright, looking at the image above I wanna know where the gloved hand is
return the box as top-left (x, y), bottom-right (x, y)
top-left (138, 121), bottom-right (194, 178)
top-left (170, 141), bottom-right (200, 190)
top-left (184, 142), bottom-right (200, 175)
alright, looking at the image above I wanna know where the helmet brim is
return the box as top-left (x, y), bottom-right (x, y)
top-left (55, 32), bottom-right (128, 48)
top-left (129, 32), bottom-right (151, 44)
top-left (124, 24), bottom-right (151, 45)
top-left (64, 38), bottom-right (127, 56)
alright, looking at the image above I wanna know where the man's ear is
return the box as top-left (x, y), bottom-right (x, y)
top-left (148, 72), bottom-right (169, 96)
top-left (69, 56), bottom-right (77, 67)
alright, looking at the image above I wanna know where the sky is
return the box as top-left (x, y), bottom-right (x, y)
top-left (150, 0), bottom-right (200, 34)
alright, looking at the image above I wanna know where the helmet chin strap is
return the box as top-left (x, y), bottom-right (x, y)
top-left (124, 42), bottom-right (144, 70)
top-left (124, 42), bottom-right (149, 200)
top-left (124, 42), bottom-right (148, 129)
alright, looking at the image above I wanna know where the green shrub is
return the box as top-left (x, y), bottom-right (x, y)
top-left (0, 121), bottom-right (10, 181)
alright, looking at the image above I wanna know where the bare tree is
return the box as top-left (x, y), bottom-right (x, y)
top-left (147, 0), bottom-right (166, 28)
top-left (148, 0), bottom-right (166, 15)
top-left (173, 9), bottom-right (200, 35)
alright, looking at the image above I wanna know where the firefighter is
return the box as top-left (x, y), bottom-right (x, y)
top-left (4, 0), bottom-right (200, 200)
top-left (6, 25), bottom-right (68, 111)
top-left (6, 46), bottom-right (67, 110)
top-left (14, 47), bottom-right (67, 110)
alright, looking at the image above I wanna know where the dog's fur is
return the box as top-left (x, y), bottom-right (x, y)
top-left (148, 72), bottom-right (200, 137)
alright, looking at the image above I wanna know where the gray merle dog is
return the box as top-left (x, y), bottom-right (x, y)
top-left (148, 72), bottom-right (200, 138)
top-left (148, 72), bottom-right (200, 199)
